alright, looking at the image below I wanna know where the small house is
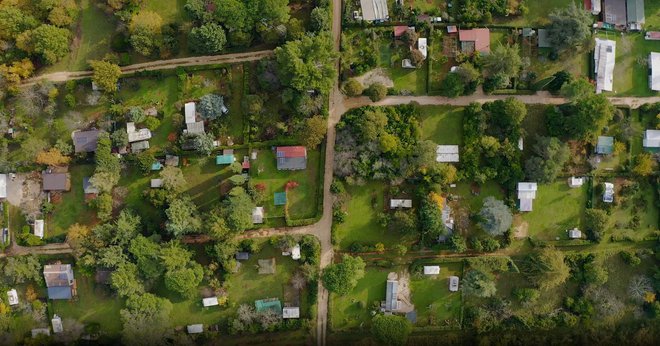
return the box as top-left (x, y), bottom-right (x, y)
top-left (603, 0), bottom-right (627, 27)
top-left (390, 199), bottom-right (412, 209)
top-left (216, 149), bottom-right (235, 165)
top-left (202, 297), bottom-right (219, 307)
top-left (34, 219), bottom-right (44, 239)
top-left (0, 174), bottom-right (6, 199)
top-left (626, 0), bottom-right (645, 31)
top-left (643, 129), bottom-right (660, 152)
top-left (283, 307), bottom-right (300, 319)
top-left (650, 53), bottom-right (660, 91)
top-left (449, 276), bottom-right (459, 292)
top-left (603, 182), bottom-right (615, 203)
top-left (151, 162), bottom-right (163, 171)
top-left (458, 29), bottom-right (490, 54)
top-left (436, 145), bottom-right (460, 162)
top-left (72, 130), bottom-right (100, 153)
top-left (423, 266), bottom-right (440, 275)
top-left (447, 25), bottom-right (457, 34)
top-left (185, 121), bottom-right (205, 135)
top-left (383, 279), bottom-right (399, 312)
top-left (274, 192), bottom-right (287, 206)
top-left (43, 172), bottom-right (70, 192)
top-left (51, 315), bottom-right (63, 334)
top-left (31, 329), bottom-right (50, 338)
top-left (131, 140), bottom-right (150, 152)
top-left (291, 244), bottom-right (301, 260)
top-left (393, 26), bottom-right (408, 38)
top-left (594, 39), bottom-right (616, 94)
top-left (187, 324), bottom-right (204, 334)
top-left (150, 179), bottom-right (163, 188)
top-left (646, 32), bottom-right (660, 40)
top-left (126, 122), bottom-right (152, 143)
top-left (595, 136), bottom-right (614, 155)
top-left (568, 228), bottom-right (582, 239)
top-left (83, 177), bottom-right (99, 195)
top-left (569, 177), bottom-right (584, 188)
top-left (590, 0), bottom-right (602, 15)
top-left (7, 289), bottom-right (18, 306)
top-left (359, 0), bottom-right (389, 22)
top-left (255, 298), bottom-right (282, 314)
top-left (276, 146), bottom-right (307, 170)
top-left (418, 38), bottom-right (428, 60)
top-left (44, 264), bottom-right (75, 300)
top-left (235, 252), bottom-right (249, 261)
top-left (165, 155), bottom-right (180, 167)
top-left (252, 207), bottom-right (264, 224)
top-left (537, 29), bottom-right (552, 48)
top-left (184, 102), bottom-right (196, 124)
top-left (517, 182), bottom-right (538, 212)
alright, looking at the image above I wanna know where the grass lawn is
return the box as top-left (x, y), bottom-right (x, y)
top-left (453, 181), bottom-right (504, 211)
top-left (645, 0), bottom-right (660, 30)
top-left (530, 48), bottom-right (590, 83)
top-left (596, 32), bottom-right (660, 96)
top-left (182, 154), bottom-right (244, 212)
top-left (334, 182), bottom-right (416, 250)
top-left (48, 165), bottom-right (97, 239)
top-left (410, 262), bottom-right (463, 327)
top-left (120, 168), bottom-right (163, 231)
top-left (143, 0), bottom-right (188, 24)
top-left (250, 149), bottom-right (320, 220)
top-left (51, 275), bottom-right (124, 336)
top-left (496, 0), bottom-right (574, 26)
top-left (378, 41), bottom-right (428, 95)
top-left (418, 106), bottom-right (464, 145)
top-left (330, 267), bottom-right (390, 331)
top-left (44, 0), bottom-right (115, 72)
top-left (410, 0), bottom-right (445, 13)
top-left (521, 181), bottom-right (588, 241)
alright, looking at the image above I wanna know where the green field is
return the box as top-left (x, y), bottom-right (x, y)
top-left (418, 106), bottom-right (464, 145)
top-left (49, 164), bottom-right (97, 239)
top-left (330, 267), bottom-right (390, 331)
top-left (410, 262), bottom-right (463, 327)
top-left (182, 155), bottom-right (245, 212)
top-left (453, 181), bottom-right (505, 211)
top-left (496, 0), bottom-right (575, 27)
top-left (143, 0), bottom-right (188, 24)
top-left (645, 0), bottom-right (660, 30)
top-left (521, 181), bottom-right (588, 241)
top-left (378, 40), bottom-right (428, 95)
top-left (250, 149), bottom-right (321, 220)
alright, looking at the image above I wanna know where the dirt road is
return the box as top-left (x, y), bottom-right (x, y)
top-left (23, 50), bottom-right (274, 85)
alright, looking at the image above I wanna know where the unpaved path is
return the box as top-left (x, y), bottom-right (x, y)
top-left (23, 50), bottom-right (274, 85)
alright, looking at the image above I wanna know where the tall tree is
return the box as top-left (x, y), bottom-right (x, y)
top-left (525, 136), bottom-right (570, 183)
top-left (120, 293), bottom-right (172, 346)
top-left (478, 197), bottom-right (512, 236)
top-left (89, 60), bottom-right (121, 93)
top-left (128, 11), bottom-right (163, 56)
top-left (482, 43), bottom-right (522, 88)
top-left (371, 314), bottom-right (412, 346)
top-left (275, 33), bottom-right (338, 93)
top-left (159, 166), bottom-right (187, 193)
top-left (3, 255), bottom-right (42, 284)
top-left (189, 23), bottom-right (227, 54)
top-left (462, 269), bottom-right (497, 297)
top-left (17, 24), bottom-right (70, 64)
top-left (165, 197), bottom-right (202, 237)
top-left (547, 2), bottom-right (592, 52)
top-left (111, 263), bottom-right (145, 297)
top-left (298, 116), bottom-right (327, 148)
top-left (522, 247), bottom-right (570, 290)
top-left (214, 0), bottom-right (251, 32)
top-left (223, 187), bottom-right (255, 232)
top-left (322, 255), bottom-right (365, 295)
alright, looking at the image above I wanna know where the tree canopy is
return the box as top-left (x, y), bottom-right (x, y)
top-left (462, 269), bottom-right (497, 298)
top-left (479, 197), bottom-right (513, 236)
top-left (371, 314), bottom-right (412, 346)
top-left (165, 196), bottom-right (203, 237)
top-left (322, 255), bottom-right (366, 295)
top-left (547, 2), bottom-right (592, 52)
top-left (89, 60), bottom-right (121, 93)
top-left (275, 33), bottom-right (338, 94)
top-left (189, 23), bottom-right (227, 54)
top-left (522, 247), bottom-right (571, 290)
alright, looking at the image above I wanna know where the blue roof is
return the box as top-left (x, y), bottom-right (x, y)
top-left (216, 155), bottom-right (234, 165)
top-left (47, 286), bottom-right (72, 300)
top-left (151, 162), bottom-right (163, 170)
top-left (274, 192), bottom-right (287, 206)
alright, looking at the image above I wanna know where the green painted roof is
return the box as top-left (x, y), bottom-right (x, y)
top-left (274, 192), bottom-right (287, 206)
top-left (216, 154), bottom-right (234, 165)
top-left (255, 298), bottom-right (282, 313)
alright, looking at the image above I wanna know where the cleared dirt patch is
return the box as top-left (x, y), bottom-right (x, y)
top-left (354, 68), bottom-right (394, 88)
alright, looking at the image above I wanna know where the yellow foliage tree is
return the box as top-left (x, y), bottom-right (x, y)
top-left (25, 285), bottom-right (37, 302)
top-left (35, 148), bottom-right (70, 166)
top-left (375, 243), bottom-right (385, 253)
top-left (428, 191), bottom-right (446, 210)
top-left (0, 59), bottom-right (35, 94)
top-left (644, 291), bottom-right (656, 304)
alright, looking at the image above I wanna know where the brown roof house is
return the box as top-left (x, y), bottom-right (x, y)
top-left (44, 264), bottom-right (75, 300)
top-left (459, 29), bottom-right (491, 54)
top-left (72, 130), bottom-right (100, 153)
top-left (42, 172), bottom-right (71, 192)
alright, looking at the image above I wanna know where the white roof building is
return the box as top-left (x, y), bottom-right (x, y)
top-left (31, 328), bottom-right (50, 338)
top-left (359, 0), bottom-right (389, 22)
top-left (517, 182), bottom-right (538, 212)
top-left (34, 220), bottom-right (44, 239)
top-left (594, 38), bottom-right (616, 94)
top-left (283, 307), bottom-right (300, 319)
top-left (423, 266), bottom-right (440, 275)
top-left (7, 289), bottom-right (18, 306)
top-left (184, 102), bottom-right (196, 124)
top-left (418, 38), bottom-right (428, 59)
top-left (202, 297), bottom-right (219, 307)
top-left (252, 207), bottom-right (264, 224)
top-left (449, 276), bottom-right (459, 292)
top-left (150, 179), bottom-right (163, 188)
top-left (643, 129), bottom-right (660, 148)
top-left (0, 174), bottom-right (6, 199)
top-left (603, 182), bottom-right (615, 203)
top-left (569, 177), bottom-right (584, 188)
top-left (390, 199), bottom-right (412, 209)
top-left (126, 122), bottom-right (152, 143)
top-left (568, 228), bottom-right (582, 239)
top-left (591, 0), bottom-right (601, 15)
top-left (51, 315), bottom-right (63, 334)
top-left (291, 244), bottom-right (301, 260)
top-left (649, 53), bottom-right (660, 91)
top-left (187, 324), bottom-right (204, 334)
top-left (436, 145), bottom-right (460, 162)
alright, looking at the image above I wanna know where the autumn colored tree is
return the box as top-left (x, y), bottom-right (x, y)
top-left (36, 148), bottom-right (70, 166)
top-left (89, 60), bottom-right (122, 93)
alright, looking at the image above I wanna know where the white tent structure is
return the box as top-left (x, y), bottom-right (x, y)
top-left (359, 0), bottom-right (389, 22)
top-left (283, 307), bottom-right (300, 319)
top-left (34, 220), bottom-right (44, 239)
top-left (649, 53), bottom-right (660, 91)
top-left (594, 38), bottom-right (616, 94)
top-left (390, 199), bottom-right (412, 209)
top-left (436, 145), bottom-right (460, 162)
top-left (643, 129), bottom-right (660, 149)
top-left (423, 266), bottom-right (440, 275)
top-left (418, 38), bottom-right (428, 59)
top-left (517, 183), bottom-right (538, 212)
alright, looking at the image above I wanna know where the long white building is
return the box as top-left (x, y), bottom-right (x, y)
top-left (594, 38), bottom-right (616, 94)
top-left (649, 52), bottom-right (660, 91)
top-left (360, 0), bottom-right (389, 22)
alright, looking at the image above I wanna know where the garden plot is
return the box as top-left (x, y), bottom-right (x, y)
top-left (410, 261), bottom-right (463, 328)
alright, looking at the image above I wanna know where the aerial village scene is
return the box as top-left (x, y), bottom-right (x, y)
top-left (0, 0), bottom-right (657, 345)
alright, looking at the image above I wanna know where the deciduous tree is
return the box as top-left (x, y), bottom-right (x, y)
top-left (189, 23), bottom-right (226, 54)
top-left (275, 33), bottom-right (338, 93)
top-left (298, 116), bottom-right (327, 149)
top-left (371, 314), bottom-right (412, 346)
top-left (522, 247), bottom-right (570, 290)
top-left (479, 197), bottom-right (512, 236)
top-left (165, 196), bottom-right (202, 237)
top-left (89, 60), bottom-right (121, 93)
top-left (35, 148), bottom-right (70, 166)
top-left (322, 255), bottom-right (365, 295)
top-left (462, 269), bottom-right (497, 297)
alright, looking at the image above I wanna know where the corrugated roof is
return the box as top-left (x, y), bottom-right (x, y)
top-left (626, 0), bottom-right (645, 24)
top-left (594, 39), bottom-right (616, 93)
top-left (649, 53), bottom-right (660, 91)
top-left (360, 0), bottom-right (389, 21)
top-left (458, 29), bottom-right (490, 53)
top-left (72, 130), bottom-right (100, 153)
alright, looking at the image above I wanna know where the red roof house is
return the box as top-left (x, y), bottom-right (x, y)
top-left (393, 26), bottom-right (408, 38)
top-left (276, 146), bottom-right (307, 171)
top-left (458, 29), bottom-right (491, 54)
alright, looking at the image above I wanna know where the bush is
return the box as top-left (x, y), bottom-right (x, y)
top-left (143, 117), bottom-right (161, 131)
top-left (368, 83), bottom-right (388, 102)
top-left (620, 250), bottom-right (641, 266)
top-left (343, 79), bottom-right (364, 96)
top-left (513, 288), bottom-right (540, 304)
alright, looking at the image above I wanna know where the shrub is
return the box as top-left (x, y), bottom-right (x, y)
top-left (343, 79), bottom-right (364, 96)
top-left (368, 83), bottom-right (387, 102)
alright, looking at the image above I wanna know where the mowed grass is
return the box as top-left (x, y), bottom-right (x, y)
top-left (417, 106), bottom-right (464, 145)
top-left (250, 149), bottom-right (320, 220)
top-left (453, 181), bottom-right (504, 211)
top-left (596, 32), bottom-right (660, 96)
top-left (645, 0), bottom-right (660, 30)
top-left (497, 0), bottom-right (575, 26)
top-left (49, 164), bottom-right (97, 238)
top-left (182, 154), bottom-right (244, 212)
top-left (44, 0), bottom-right (114, 72)
top-left (378, 41), bottom-right (427, 95)
top-left (51, 275), bottom-right (124, 336)
top-left (410, 262), bottom-right (463, 327)
top-left (522, 181), bottom-right (588, 241)
top-left (410, 0), bottom-right (445, 13)
top-left (143, 0), bottom-right (188, 24)
top-left (330, 267), bottom-right (389, 331)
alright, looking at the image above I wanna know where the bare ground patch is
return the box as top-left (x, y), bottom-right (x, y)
top-left (354, 68), bottom-right (394, 88)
